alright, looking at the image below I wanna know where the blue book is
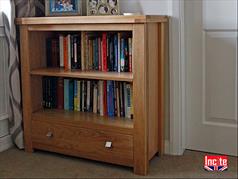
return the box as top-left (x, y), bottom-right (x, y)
top-left (69, 79), bottom-right (74, 111)
top-left (107, 81), bottom-right (115, 117)
top-left (74, 80), bottom-right (78, 111)
top-left (114, 34), bottom-right (118, 72)
top-left (64, 79), bottom-right (69, 110)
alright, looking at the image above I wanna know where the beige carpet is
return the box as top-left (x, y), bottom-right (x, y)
top-left (0, 147), bottom-right (237, 178)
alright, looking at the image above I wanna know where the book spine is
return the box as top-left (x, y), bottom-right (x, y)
top-left (102, 33), bottom-right (107, 72)
top-left (124, 38), bottom-right (129, 72)
top-left (63, 36), bottom-right (68, 70)
top-left (81, 80), bottom-right (85, 112)
top-left (98, 37), bottom-right (102, 71)
top-left (57, 77), bottom-right (64, 110)
top-left (116, 81), bottom-right (120, 117)
top-left (114, 34), bottom-right (118, 72)
top-left (77, 80), bottom-right (81, 111)
top-left (64, 79), bottom-right (69, 110)
top-left (89, 39), bottom-right (93, 70)
top-left (124, 82), bottom-right (128, 118)
top-left (69, 79), bottom-right (74, 111)
top-left (99, 81), bottom-right (104, 116)
top-left (59, 35), bottom-right (64, 68)
top-left (120, 82), bottom-right (124, 117)
top-left (74, 80), bottom-right (78, 111)
top-left (107, 81), bottom-right (110, 116)
top-left (128, 37), bottom-right (132, 72)
top-left (67, 34), bottom-right (71, 70)
top-left (126, 83), bottom-right (132, 119)
top-left (81, 32), bottom-right (85, 71)
top-left (120, 38), bottom-right (125, 72)
top-left (103, 81), bottom-right (107, 116)
top-left (117, 33), bottom-right (121, 72)
top-left (114, 81), bottom-right (117, 116)
top-left (109, 36), bottom-right (114, 71)
top-left (86, 80), bottom-right (91, 111)
top-left (93, 82), bottom-right (98, 114)
top-left (130, 84), bottom-right (134, 119)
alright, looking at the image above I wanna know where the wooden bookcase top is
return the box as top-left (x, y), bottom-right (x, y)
top-left (16, 15), bottom-right (168, 25)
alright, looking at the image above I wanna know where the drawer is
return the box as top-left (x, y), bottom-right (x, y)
top-left (32, 120), bottom-right (133, 166)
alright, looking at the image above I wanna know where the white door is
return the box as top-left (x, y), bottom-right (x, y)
top-left (185, 0), bottom-right (237, 156)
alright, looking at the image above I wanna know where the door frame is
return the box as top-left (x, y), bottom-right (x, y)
top-left (168, 0), bottom-right (186, 155)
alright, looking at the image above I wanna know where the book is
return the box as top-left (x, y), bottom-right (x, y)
top-left (102, 32), bottom-right (107, 71)
top-left (64, 79), bottom-right (69, 110)
top-left (128, 38), bottom-right (132, 72)
top-left (93, 82), bottom-right (98, 114)
top-left (74, 80), bottom-right (78, 111)
top-left (57, 77), bottom-right (64, 109)
top-left (67, 34), bottom-right (71, 70)
top-left (59, 35), bottom-right (64, 68)
top-left (69, 79), bottom-right (74, 111)
top-left (77, 80), bottom-right (81, 111)
top-left (63, 36), bottom-right (68, 70)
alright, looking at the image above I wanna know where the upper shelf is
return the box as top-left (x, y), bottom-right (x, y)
top-left (31, 68), bottom-right (133, 82)
top-left (15, 15), bottom-right (168, 25)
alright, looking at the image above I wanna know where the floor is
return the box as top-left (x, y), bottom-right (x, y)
top-left (0, 147), bottom-right (237, 178)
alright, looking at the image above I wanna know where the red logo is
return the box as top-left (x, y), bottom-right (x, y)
top-left (204, 155), bottom-right (228, 171)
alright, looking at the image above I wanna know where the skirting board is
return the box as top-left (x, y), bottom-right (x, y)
top-left (0, 135), bottom-right (13, 152)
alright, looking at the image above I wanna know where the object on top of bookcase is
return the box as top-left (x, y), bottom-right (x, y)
top-left (87, 0), bottom-right (120, 16)
top-left (45, 0), bottom-right (82, 16)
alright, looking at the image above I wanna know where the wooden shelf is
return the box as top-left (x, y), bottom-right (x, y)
top-left (32, 109), bottom-right (133, 135)
top-left (31, 68), bottom-right (133, 82)
top-left (16, 15), bottom-right (168, 25)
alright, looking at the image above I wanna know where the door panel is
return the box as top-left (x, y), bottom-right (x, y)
top-left (185, 0), bottom-right (237, 156)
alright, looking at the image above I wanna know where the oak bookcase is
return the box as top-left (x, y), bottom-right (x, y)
top-left (16, 15), bottom-right (168, 175)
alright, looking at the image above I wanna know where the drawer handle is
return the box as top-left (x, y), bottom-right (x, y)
top-left (105, 141), bottom-right (112, 148)
top-left (46, 131), bottom-right (53, 138)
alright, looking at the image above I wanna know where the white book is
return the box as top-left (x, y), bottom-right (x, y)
top-left (67, 34), bottom-right (71, 70)
top-left (59, 35), bottom-right (64, 68)
top-left (99, 81), bottom-right (104, 116)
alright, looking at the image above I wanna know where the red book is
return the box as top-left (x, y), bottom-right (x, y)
top-left (63, 36), bottom-right (68, 70)
top-left (57, 78), bottom-right (64, 109)
top-left (102, 33), bottom-right (107, 72)
top-left (103, 81), bottom-right (107, 116)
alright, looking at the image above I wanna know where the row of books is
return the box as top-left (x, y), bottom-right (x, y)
top-left (42, 77), bottom-right (133, 119)
top-left (46, 32), bottom-right (133, 72)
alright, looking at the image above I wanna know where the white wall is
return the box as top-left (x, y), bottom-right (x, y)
top-left (120, 0), bottom-right (169, 15)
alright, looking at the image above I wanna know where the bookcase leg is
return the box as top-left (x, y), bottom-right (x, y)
top-left (133, 163), bottom-right (148, 176)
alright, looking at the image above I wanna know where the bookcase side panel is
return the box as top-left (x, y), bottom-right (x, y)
top-left (158, 22), bottom-right (168, 155)
top-left (28, 32), bottom-right (51, 112)
top-left (19, 26), bottom-right (33, 152)
top-left (132, 24), bottom-right (148, 175)
top-left (147, 23), bottom-right (159, 160)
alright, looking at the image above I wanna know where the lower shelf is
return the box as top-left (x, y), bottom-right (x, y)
top-left (32, 109), bottom-right (133, 135)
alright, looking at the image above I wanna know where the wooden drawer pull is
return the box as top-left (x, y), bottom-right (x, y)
top-left (46, 131), bottom-right (53, 138)
top-left (105, 141), bottom-right (112, 148)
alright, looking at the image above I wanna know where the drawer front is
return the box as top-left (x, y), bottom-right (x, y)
top-left (32, 120), bottom-right (133, 166)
